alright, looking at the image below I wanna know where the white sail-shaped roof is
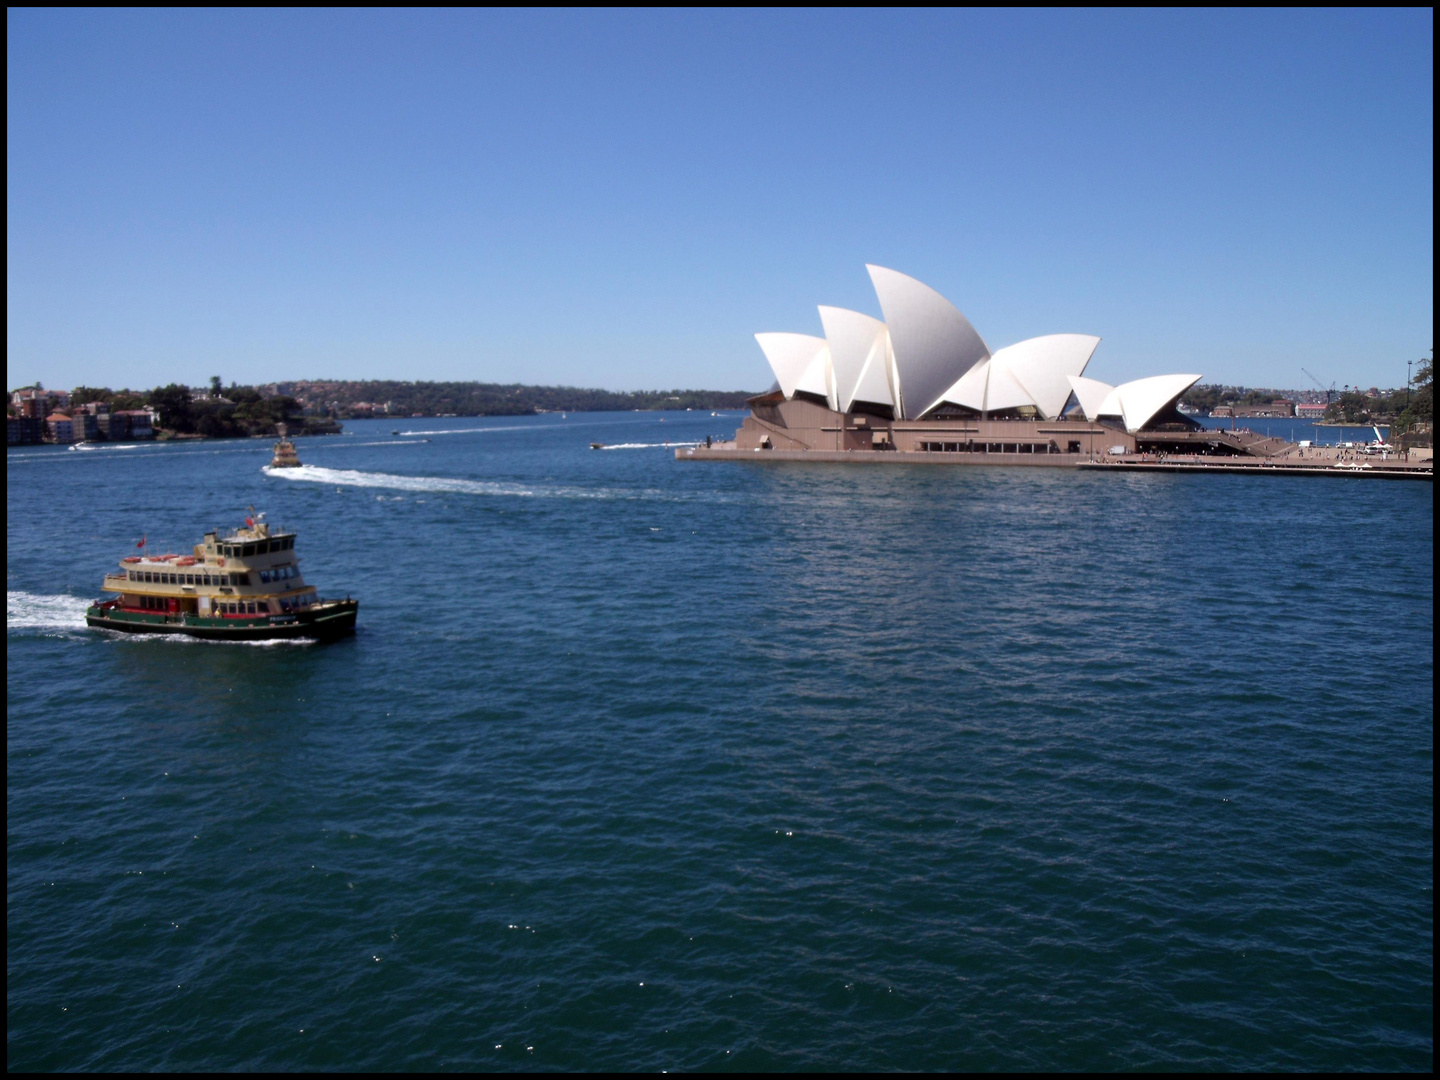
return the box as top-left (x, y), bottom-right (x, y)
top-left (795, 345), bottom-right (838, 409)
top-left (755, 333), bottom-right (828, 400)
top-left (1067, 372), bottom-right (1200, 431)
top-left (1067, 375), bottom-right (1117, 422)
top-left (983, 363), bottom-right (1035, 413)
top-left (818, 306), bottom-right (892, 412)
top-left (933, 334), bottom-right (1098, 417)
top-left (992, 334), bottom-right (1100, 420)
top-left (867, 265), bottom-right (989, 419)
top-left (1112, 373), bottom-right (1201, 431)
top-left (939, 360), bottom-right (990, 412)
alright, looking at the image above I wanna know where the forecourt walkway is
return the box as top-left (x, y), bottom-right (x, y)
top-left (677, 445), bottom-right (1433, 481)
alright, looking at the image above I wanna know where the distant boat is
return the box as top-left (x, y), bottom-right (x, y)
top-left (270, 438), bottom-right (302, 468)
top-left (590, 442), bottom-right (605, 450)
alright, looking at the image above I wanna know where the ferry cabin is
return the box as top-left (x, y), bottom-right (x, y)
top-left (103, 523), bottom-right (320, 619)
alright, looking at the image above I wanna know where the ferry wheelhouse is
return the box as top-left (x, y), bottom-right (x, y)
top-left (85, 516), bottom-right (358, 640)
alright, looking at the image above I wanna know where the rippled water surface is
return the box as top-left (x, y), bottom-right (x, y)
top-left (7, 414), bottom-right (1433, 1070)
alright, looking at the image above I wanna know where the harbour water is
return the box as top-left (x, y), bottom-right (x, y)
top-left (1195, 415), bottom-right (1392, 444)
top-left (7, 413), bottom-right (1433, 1070)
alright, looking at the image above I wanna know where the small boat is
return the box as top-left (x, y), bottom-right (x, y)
top-left (270, 438), bottom-right (302, 468)
top-left (86, 514), bottom-right (358, 641)
top-left (392, 429), bottom-right (400, 436)
top-left (590, 442), bottom-right (605, 450)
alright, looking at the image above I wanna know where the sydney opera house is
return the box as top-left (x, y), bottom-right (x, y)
top-left (709, 265), bottom-right (1237, 461)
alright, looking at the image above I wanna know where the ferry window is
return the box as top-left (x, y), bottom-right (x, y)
top-left (260, 570), bottom-right (270, 583)
top-left (236, 574), bottom-right (250, 586)
top-left (285, 537), bottom-right (294, 549)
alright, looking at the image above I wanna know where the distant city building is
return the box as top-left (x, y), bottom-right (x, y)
top-left (1296, 402), bottom-right (1328, 418)
top-left (1235, 401), bottom-right (1294, 417)
top-left (108, 409), bottom-right (157, 440)
top-left (45, 412), bottom-right (77, 443)
top-left (10, 386), bottom-right (70, 418)
top-left (71, 410), bottom-right (101, 441)
top-left (7, 416), bottom-right (45, 445)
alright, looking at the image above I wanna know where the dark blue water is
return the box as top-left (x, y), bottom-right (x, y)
top-left (8, 414), bottom-right (1433, 1070)
top-left (1196, 415), bottom-right (1389, 444)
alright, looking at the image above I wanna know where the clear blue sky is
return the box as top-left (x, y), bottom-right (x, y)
top-left (7, 9), bottom-right (1433, 393)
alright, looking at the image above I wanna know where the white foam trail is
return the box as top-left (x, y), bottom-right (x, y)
top-left (598, 442), bottom-right (699, 450)
top-left (7, 591), bottom-right (90, 632)
top-left (264, 464), bottom-right (544, 497)
top-left (396, 423), bottom-right (557, 437)
top-left (260, 463), bottom-right (699, 502)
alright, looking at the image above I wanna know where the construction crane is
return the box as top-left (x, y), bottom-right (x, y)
top-left (1301, 368), bottom-right (1336, 405)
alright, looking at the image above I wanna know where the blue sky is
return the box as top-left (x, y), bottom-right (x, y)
top-left (7, 9), bottom-right (1433, 393)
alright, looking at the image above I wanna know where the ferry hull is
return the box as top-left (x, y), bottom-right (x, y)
top-left (85, 599), bottom-right (358, 641)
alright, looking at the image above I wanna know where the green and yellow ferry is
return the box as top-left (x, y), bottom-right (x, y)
top-left (85, 515), bottom-right (358, 641)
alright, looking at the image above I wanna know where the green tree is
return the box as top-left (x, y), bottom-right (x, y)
top-left (147, 383), bottom-right (196, 433)
top-left (1326, 390), bottom-right (1372, 424)
top-left (1392, 349), bottom-right (1433, 435)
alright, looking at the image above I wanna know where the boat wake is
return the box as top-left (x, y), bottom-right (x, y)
top-left (7, 591), bottom-right (90, 633)
top-left (395, 422), bottom-right (558, 438)
top-left (597, 442), bottom-right (699, 450)
top-left (263, 464), bottom-right (549, 497)
top-left (261, 463), bottom-right (683, 501)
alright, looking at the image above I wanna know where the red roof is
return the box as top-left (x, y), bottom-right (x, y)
top-left (46, 412), bottom-right (72, 422)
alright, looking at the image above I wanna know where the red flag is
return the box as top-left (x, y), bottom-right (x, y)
top-left (245, 517), bottom-right (254, 527)
top-left (136, 535), bottom-right (146, 549)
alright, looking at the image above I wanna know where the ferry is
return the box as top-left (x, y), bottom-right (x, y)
top-left (270, 438), bottom-right (301, 467)
top-left (85, 515), bottom-right (358, 641)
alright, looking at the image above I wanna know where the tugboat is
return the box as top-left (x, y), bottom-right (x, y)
top-left (85, 514), bottom-right (358, 641)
